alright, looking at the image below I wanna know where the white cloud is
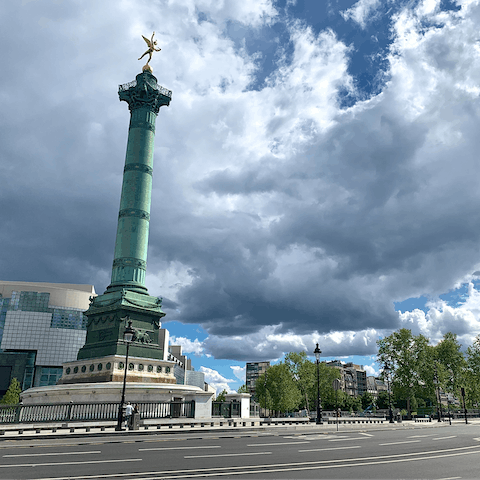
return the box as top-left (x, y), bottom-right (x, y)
top-left (340, 0), bottom-right (381, 29)
top-left (398, 282), bottom-right (480, 348)
top-left (364, 364), bottom-right (378, 376)
top-left (230, 365), bottom-right (246, 382)
top-left (169, 336), bottom-right (205, 356)
top-left (199, 366), bottom-right (236, 394)
top-left (204, 325), bottom-right (381, 360)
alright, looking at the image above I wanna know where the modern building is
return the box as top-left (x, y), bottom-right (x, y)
top-left (246, 361), bottom-right (270, 398)
top-left (326, 360), bottom-right (367, 397)
top-left (0, 281), bottom-right (95, 396)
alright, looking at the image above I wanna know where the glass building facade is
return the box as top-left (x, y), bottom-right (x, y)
top-left (0, 281), bottom-right (95, 395)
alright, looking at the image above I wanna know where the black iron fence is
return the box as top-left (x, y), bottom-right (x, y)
top-left (0, 401), bottom-right (195, 424)
top-left (212, 401), bottom-right (241, 418)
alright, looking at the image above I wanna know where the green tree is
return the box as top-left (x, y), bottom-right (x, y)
top-left (216, 389), bottom-right (228, 402)
top-left (360, 391), bottom-right (375, 410)
top-left (255, 363), bottom-right (301, 415)
top-left (434, 332), bottom-right (467, 398)
top-left (466, 335), bottom-right (480, 407)
top-left (305, 362), bottom-right (341, 411)
top-left (237, 384), bottom-right (248, 394)
top-left (285, 351), bottom-right (311, 411)
top-left (0, 378), bottom-right (21, 405)
top-left (377, 328), bottom-right (433, 416)
top-left (376, 391), bottom-right (391, 410)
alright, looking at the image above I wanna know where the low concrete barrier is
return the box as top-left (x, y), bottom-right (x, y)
top-left (327, 418), bottom-right (384, 424)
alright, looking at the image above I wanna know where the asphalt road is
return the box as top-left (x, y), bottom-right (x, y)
top-left (1, 424), bottom-right (480, 479)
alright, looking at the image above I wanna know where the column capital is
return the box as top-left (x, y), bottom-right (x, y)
top-left (118, 71), bottom-right (171, 114)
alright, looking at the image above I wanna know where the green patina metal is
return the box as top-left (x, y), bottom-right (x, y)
top-left (77, 70), bottom-right (171, 361)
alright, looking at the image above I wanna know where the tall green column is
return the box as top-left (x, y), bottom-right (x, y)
top-left (76, 69), bottom-right (170, 362)
top-left (106, 70), bottom-right (171, 294)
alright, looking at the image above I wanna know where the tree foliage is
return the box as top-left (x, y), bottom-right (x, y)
top-left (237, 384), bottom-right (248, 394)
top-left (255, 352), bottom-right (341, 415)
top-left (466, 335), bottom-right (480, 407)
top-left (216, 389), bottom-right (228, 402)
top-left (0, 378), bottom-right (21, 405)
top-left (377, 328), bottom-right (433, 415)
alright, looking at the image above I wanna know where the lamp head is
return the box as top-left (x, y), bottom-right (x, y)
top-left (124, 319), bottom-right (135, 343)
top-left (313, 343), bottom-right (321, 361)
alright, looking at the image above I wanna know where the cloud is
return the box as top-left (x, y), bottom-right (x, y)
top-left (199, 366), bottom-right (236, 393)
top-left (230, 365), bottom-right (246, 382)
top-left (203, 326), bottom-right (381, 360)
top-left (340, 0), bottom-right (381, 29)
top-left (3, 0), bottom-right (480, 367)
top-left (169, 336), bottom-right (205, 356)
top-left (364, 364), bottom-right (378, 376)
top-left (398, 282), bottom-right (480, 349)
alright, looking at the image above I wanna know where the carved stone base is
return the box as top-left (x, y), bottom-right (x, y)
top-left (58, 355), bottom-right (176, 385)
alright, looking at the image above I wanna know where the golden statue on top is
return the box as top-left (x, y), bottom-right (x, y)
top-left (138, 32), bottom-right (161, 71)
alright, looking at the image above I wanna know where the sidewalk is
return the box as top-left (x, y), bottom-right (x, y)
top-left (1, 417), bottom-right (473, 441)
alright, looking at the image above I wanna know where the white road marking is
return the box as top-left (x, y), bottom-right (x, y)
top-left (139, 445), bottom-right (220, 451)
top-left (379, 440), bottom-right (421, 446)
top-left (408, 434), bottom-right (435, 438)
top-left (359, 433), bottom-right (374, 437)
top-left (299, 446), bottom-right (361, 452)
top-left (437, 477), bottom-right (462, 480)
top-left (433, 436), bottom-right (457, 441)
top-left (3, 450), bottom-right (101, 458)
top-left (0, 458), bottom-right (142, 468)
top-left (184, 451), bottom-right (272, 459)
top-left (329, 437), bottom-right (367, 442)
top-left (246, 441), bottom-right (310, 446)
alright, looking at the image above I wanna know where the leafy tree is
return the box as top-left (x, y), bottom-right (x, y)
top-left (377, 328), bottom-right (433, 416)
top-left (216, 389), bottom-right (228, 402)
top-left (466, 335), bottom-right (480, 407)
top-left (434, 332), bottom-right (466, 397)
top-left (0, 378), bottom-right (21, 405)
top-left (255, 363), bottom-right (301, 415)
top-left (360, 391), bottom-right (375, 410)
top-left (237, 384), bottom-right (248, 394)
top-left (285, 351), bottom-right (311, 411)
top-left (376, 391), bottom-right (391, 410)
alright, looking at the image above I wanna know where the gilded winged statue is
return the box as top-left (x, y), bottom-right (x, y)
top-left (138, 32), bottom-right (161, 65)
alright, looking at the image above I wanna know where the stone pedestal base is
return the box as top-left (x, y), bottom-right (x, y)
top-left (58, 355), bottom-right (176, 385)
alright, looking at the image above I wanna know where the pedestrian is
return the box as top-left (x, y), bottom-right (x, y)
top-left (125, 402), bottom-right (134, 428)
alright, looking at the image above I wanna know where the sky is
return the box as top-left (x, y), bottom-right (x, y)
top-left (3, 0), bottom-right (480, 393)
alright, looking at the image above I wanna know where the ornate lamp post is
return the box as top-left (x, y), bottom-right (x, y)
top-left (434, 362), bottom-right (442, 422)
top-left (115, 319), bottom-right (135, 431)
top-left (314, 343), bottom-right (323, 425)
top-left (383, 361), bottom-right (394, 423)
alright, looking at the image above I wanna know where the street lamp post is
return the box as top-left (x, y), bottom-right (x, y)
top-left (383, 361), bottom-right (394, 423)
top-left (115, 319), bottom-right (135, 431)
top-left (314, 343), bottom-right (323, 425)
top-left (434, 362), bottom-right (442, 422)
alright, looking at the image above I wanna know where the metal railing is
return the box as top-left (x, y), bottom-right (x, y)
top-left (0, 400), bottom-right (195, 424)
top-left (212, 401), bottom-right (241, 418)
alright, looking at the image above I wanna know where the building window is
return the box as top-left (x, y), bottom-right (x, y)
top-left (38, 367), bottom-right (63, 387)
